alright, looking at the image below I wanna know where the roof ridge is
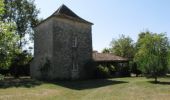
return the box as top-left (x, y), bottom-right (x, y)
top-left (51, 4), bottom-right (93, 25)
top-left (34, 4), bottom-right (93, 28)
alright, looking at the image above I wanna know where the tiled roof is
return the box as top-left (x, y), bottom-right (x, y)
top-left (93, 53), bottom-right (129, 62)
top-left (35, 4), bottom-right (93, 28)
top-left (52, 4), bottom-right (93, 25)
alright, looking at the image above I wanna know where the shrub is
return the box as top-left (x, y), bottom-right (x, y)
top-left (95, 65), bottom-right (111, 78)
top-left (108, 65), bottom-right (116, 74)
top-left (10, 50), bottom-right (32, 77)
top-left (0, 74), bottom-right (4, 80)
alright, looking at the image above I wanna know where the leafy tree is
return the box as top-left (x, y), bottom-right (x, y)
top-left (0, 22), bottom-right (19, 69)
top-left (110, 35), bottom-right (135, 59)
top-left (0, 0), bottom-right (38, 77)
top-left (3, 0), bottom-right (40, 48)
top-left (0, 0), bottom-right (4, 15)
top-left (135, 32), bottom-right (169, 82)
top-left (0, 0), bottom-right (19, 70)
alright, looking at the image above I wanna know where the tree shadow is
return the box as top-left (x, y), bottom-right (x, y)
top-left (0, 77), bottom-right (42, 89)
top-left (148, 81), bottom-right (170, 85)
top-left (50, 79), bottom-right (128, 90)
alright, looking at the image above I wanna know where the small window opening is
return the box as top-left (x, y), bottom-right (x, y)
top-left (73, 61), bottom-right (78, 70)
top-left (72, 36), bottom-right (77, 47)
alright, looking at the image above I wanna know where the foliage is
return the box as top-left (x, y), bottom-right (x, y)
top-left (102, 48), bottom-right (111, 53)
top-left (135, 31), bottom-right (169, 82)
top-left (130, 61), bottom-right (142, 76)
top-left (168, 49), bottom-right (170, 72)
top-left (0, 0), bottom-right (4, 16)
top-left (0, 74), bottom-right (4, 80)
top-left (3, 0), bottom-right (40, 48)
top-left (110, 34), bottom-right (135, 59)
top-left (0, 0), bottom-right (34, 78)
top-left (95, 65), bottom-right (111, 78)
top-left (0, 0), bottom-right (19, 69)
top-left (108, 65), bottom-right (116, 73)
top-left (10, 50), bottom-right (32, 77)
top-left (0, 0), bottom-right (39, 77)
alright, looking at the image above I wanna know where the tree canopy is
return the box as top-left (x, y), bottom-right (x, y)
top-left (134, 32), bottom-right (169, 82)
top-left (110, 35), bottom-right (135, 59)
top-left (0, 0), bottom-right (19, 69)
top-left (0, 0), bottom-right (4, 15)
top-left (3, 0), bottom-right (40, 48)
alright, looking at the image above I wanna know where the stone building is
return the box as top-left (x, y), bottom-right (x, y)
top-left (30, 4), bottom-right (93, 80)
top-left (31, 4), bottom-right (130, 80)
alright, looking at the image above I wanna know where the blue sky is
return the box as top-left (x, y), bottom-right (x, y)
top-left (34, 0), bottom-right (170, 52)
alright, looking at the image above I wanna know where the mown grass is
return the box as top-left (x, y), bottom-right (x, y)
top-left (0, 77), bottom-right (170, 100)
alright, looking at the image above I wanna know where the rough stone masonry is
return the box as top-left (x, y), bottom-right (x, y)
top-left (30, 4), bottom-right (93, 80)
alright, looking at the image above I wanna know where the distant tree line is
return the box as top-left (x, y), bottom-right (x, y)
top-left (102, 31), bottom-right (170, 83)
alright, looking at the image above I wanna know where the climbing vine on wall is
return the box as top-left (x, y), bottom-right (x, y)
top-left (39, 58), bottom-right (51, 79)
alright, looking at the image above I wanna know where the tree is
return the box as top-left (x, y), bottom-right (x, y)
top-left (0, 0), bottom-right (19, 69)
top-left (135, 31), bottom-right (169, 83)
top-left (0, 22), bottom-right (19, 69)
top-left (0, 0), bottom-right (38, 77)
top-left (0, 0), bottom-right (4, 15)
top-left (3, 0), bottom-right (40, 48)
top-left (110, 35), bottom-right (135, 59)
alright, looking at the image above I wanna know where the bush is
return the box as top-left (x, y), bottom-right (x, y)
top-left (95, 65), bottom-right (111, 78)
top-left (108, 65), bottom-right (116, 75)
top-left (85, 62), bottom-right (131, 78)
top-left (0, 74), bottom-right (4, 80)
top-left (10, 50), bottom-right (32, 77)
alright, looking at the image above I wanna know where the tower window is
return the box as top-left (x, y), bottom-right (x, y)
top-left (72, 61), bottom-right (78, 71)
top-left (72, 36), bottom-right (77, 47)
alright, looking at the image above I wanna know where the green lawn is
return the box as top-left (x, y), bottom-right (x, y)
top-left (0, 77), bottom-right (170, 100)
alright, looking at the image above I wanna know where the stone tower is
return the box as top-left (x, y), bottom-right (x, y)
top-left (30, 5), bottom-right (93, 80)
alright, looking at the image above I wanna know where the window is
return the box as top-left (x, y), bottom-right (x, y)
top-left (72, 36), bottom-right (77, 47)
top-left (72, 61), bottom-right (78, 71)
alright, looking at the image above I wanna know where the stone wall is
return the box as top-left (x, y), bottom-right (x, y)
top-left (30, 18), bottom-right (53, 79)
top-left (52, 17), bottom-right (92, 79)
top-left (31, 16), bottom-right (92, 80)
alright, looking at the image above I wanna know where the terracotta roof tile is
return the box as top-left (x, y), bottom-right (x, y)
top-left (93, 53), bottom-right (129, 62)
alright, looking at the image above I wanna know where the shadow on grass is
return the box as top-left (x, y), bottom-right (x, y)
top-left (50, 79), bottom-right (128, 90)
top-left (0, 77), bottom-right (128, 90)
top-left (148, 81), bottom-right (170, 85)
top-left (0, 77), bottom-right (42, 88)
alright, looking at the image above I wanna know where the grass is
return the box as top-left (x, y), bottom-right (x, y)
top-left (0, 77), bottom-right (170, 100)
